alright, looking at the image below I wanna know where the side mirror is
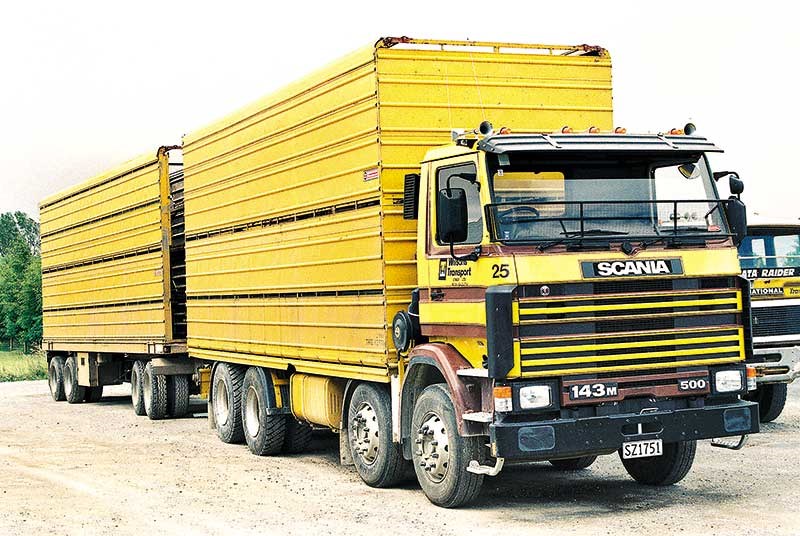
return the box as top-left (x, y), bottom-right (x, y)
top-left (724, 197), bottom-right (747, 246)
top-left (437, 188), bottom-right (468, 244)
top-left (729, 173), bottom-right (744, 196)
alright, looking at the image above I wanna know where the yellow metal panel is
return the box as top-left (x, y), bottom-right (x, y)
top-left (181, 38), bottom-right (616, 380)
top-left (42, 253), bottom-right (164, 308)
top-left (40, 147), bottom-right (175, 350)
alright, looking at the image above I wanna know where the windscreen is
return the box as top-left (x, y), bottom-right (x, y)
top-left (485, 152), bottom-right (729, 245)
top-left (740, 230), bottom-right (800, 269)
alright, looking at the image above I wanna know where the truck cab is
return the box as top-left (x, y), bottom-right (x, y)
top-left (739, 221), bottom-right (800, 421)
top-left (398, 127), bottom-right (759, 506)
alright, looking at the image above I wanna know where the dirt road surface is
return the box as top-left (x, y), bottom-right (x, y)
top-left (1, 380), bottom-right (799, 535)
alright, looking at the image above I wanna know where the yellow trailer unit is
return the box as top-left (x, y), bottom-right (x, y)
top-left (182, 37), bottom-right (613, 380)
top-left (41, 146), bottom-right (190, 412)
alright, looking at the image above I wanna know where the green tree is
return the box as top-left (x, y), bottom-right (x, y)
top-left (0, 212), bottom-right (42, 353)
top-left (0, 211), bottom-right (40, 255)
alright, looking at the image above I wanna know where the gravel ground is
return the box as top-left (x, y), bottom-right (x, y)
top-left (1, 380), bottom-right (799, 535)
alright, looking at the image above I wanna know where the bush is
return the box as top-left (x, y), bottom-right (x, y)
top-left (0, 351), bottom-right (47, 382)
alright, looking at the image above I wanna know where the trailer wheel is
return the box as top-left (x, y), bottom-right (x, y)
top-left (747, 383), bottom-right (788, 423)
top-left (241, 367), bottom-right (285, 454)
top-left (130, 360), bottom-right (147, 416)
top-left (168, 375), bottom-right (191, 418)
top-left (283, 418), bottom-right (313, 454)
top-left (143, 361), bottom-right (168, 420)
top-left (620, 440), bottom-right (696, 486)
top-left (48, 356), bottom-right (66, 402)
top-left (213, 363), bottom-right (246, 444)
top-left (348, 383), bottom-right (408, 488)
top-left (63, 355), bottom-right (86, 404)
top-left (84, 386), bottom-right (104, 403)
top-left (411, 383), bottom-right (484, 507)
top-left (549, 455), bottom-right (597, 470)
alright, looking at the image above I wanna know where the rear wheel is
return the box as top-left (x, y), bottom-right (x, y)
top-left (619, 440), bottom-right (696, 486)
top-left (241, 367), bottom-right (286, 455)
top-left (143, 361), bottom-right (168, 420)
top-left (411, 383), bottom-right (484, 507)
top-left (283, 418), bottom-right (313, 453)
top-left (63, 356), bottom-right (85, 404)
top-left (748, 383), bottom-right (788, 423)
top-left (167, 375), bottom-right (191, 418)
top-left (84, 386), bottom-right (103, 402)
top-left (48, 356), bottom-right (66, 402)
top-left (130, 360), bottom-right (147, 416)
top-left (213, 363), bottom-right (246, 444)
top-left (348, 383), bottom-right (408, 488)
top-left (549, 455), bottom-right (597, 470)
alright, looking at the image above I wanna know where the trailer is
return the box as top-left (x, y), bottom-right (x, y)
top-left (43, 37), bottom-right (759, 508)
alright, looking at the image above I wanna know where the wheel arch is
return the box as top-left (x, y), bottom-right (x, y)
top-left (400, 343), bottom-right (485, 459)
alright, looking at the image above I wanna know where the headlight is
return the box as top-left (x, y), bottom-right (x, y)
top-left (715, 370), bottom-right (744, 393)
top-left (519, 385), bottom-right (552, 409)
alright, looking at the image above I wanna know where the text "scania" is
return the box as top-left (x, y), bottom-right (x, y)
top-left (596, 260), bottom-right (672, 277)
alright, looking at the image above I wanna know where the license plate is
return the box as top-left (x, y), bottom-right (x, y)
top-left (621, 439), bottom-right (663, 459)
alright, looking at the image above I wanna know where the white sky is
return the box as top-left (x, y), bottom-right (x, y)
top-left (1, 1), bottom-right (796, 221)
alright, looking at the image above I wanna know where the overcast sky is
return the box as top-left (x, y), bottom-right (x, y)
top-left (1, 2), bottom-right (796, 221)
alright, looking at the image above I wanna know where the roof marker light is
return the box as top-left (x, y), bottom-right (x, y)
top-left (561, 126), bottom-right (573, 133)
top-left (614, 127), bottom-right (627, 134)
top-left (498, 126), bottom-right (512, 135)
top-left (587, 126), bottom-right (600, 134)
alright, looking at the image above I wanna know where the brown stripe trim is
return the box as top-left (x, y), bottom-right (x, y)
top-left (421, 323), bottom-right (487, 338)
top-left (420, 286), bottom-right (487, 303)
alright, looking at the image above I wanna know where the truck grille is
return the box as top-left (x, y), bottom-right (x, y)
top-left (516, 278), bottom-right (745, 377)
top-left (752, 304), bottom-right (800, 338)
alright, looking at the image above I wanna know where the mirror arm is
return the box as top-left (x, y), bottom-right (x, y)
top-left (449, 242), bottom-right (482, 262)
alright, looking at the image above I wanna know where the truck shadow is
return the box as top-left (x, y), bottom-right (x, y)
top-left (471, 462), bottom-right (736, 513)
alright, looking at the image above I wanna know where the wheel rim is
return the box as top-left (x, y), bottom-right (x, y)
top-left (131, 367), bottom-right (139, 399)
top-left (244, 385), bottom-right (260, 437)
top-left (214, 377), bottom-right (229, 426)
top-left (416, 412), bottom-right (451, 483)
top-left (64, 363), bottom-right (73, 395)
top-left (350, 402), bottom-right (380, 465)
top-left (143, 368), bottom-right (153, 405)
top-left (48, 363), bottom-right (58, 395)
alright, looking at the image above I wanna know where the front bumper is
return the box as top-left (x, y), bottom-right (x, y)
top-left (750, 346), bottom-right (800, 384)
top-left (490, 400), bottom-right (759, 460)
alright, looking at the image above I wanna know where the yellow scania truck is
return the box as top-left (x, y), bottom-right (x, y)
top-left (42, 37), bottom-right (759, 507)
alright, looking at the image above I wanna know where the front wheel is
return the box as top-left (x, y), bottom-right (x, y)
top-left (747, 383), bottom-right (788, 423)
top-left (411, 383), bottom-right (484, 508)
top-left (619, 440), bottom-right (696, 486)
top-left (348, 383), bottom-right (407, 488)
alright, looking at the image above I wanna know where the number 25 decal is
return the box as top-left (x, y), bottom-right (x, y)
top-left (492, 264), bottom-right (510, 278)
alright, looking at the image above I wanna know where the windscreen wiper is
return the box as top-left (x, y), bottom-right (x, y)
top-left (537, 228), bottom-right (629, 252)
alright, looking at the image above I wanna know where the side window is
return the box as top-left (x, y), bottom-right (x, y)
top-left (436, 163), bottom-right (482, 245)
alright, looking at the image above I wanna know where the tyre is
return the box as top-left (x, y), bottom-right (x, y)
top-left (212, 363), bottom-right (246, 444)
top-left (411, 383), bottom-right (484, 507)
top-left (619, 440), bottom-right (696, 486)
top-left (84, 386), bottom-right (104, 402)
top-left (63, 355), bottom-right (86, 404)
top-left (48, 356), bottom-right (66, 402)
top-left (549, 455), bottom-right (597, 470)
top-left (748, 383), bottom-right (788, 423)
top-left (143, 361), bottom-right (168, 420)
top-left (130, 360), bottom-right (147, 416)
top-left (348, 383), bottom-right (408, 488)
top-left (167, 374), bottom-right (191, 418)
top-left (283, 418), bottom-right (313, 453)
top-left (241, 367), bottom-right (285, 455)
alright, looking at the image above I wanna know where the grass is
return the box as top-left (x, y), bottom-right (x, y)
top-left (0, 350), bottom-right (48, 382)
